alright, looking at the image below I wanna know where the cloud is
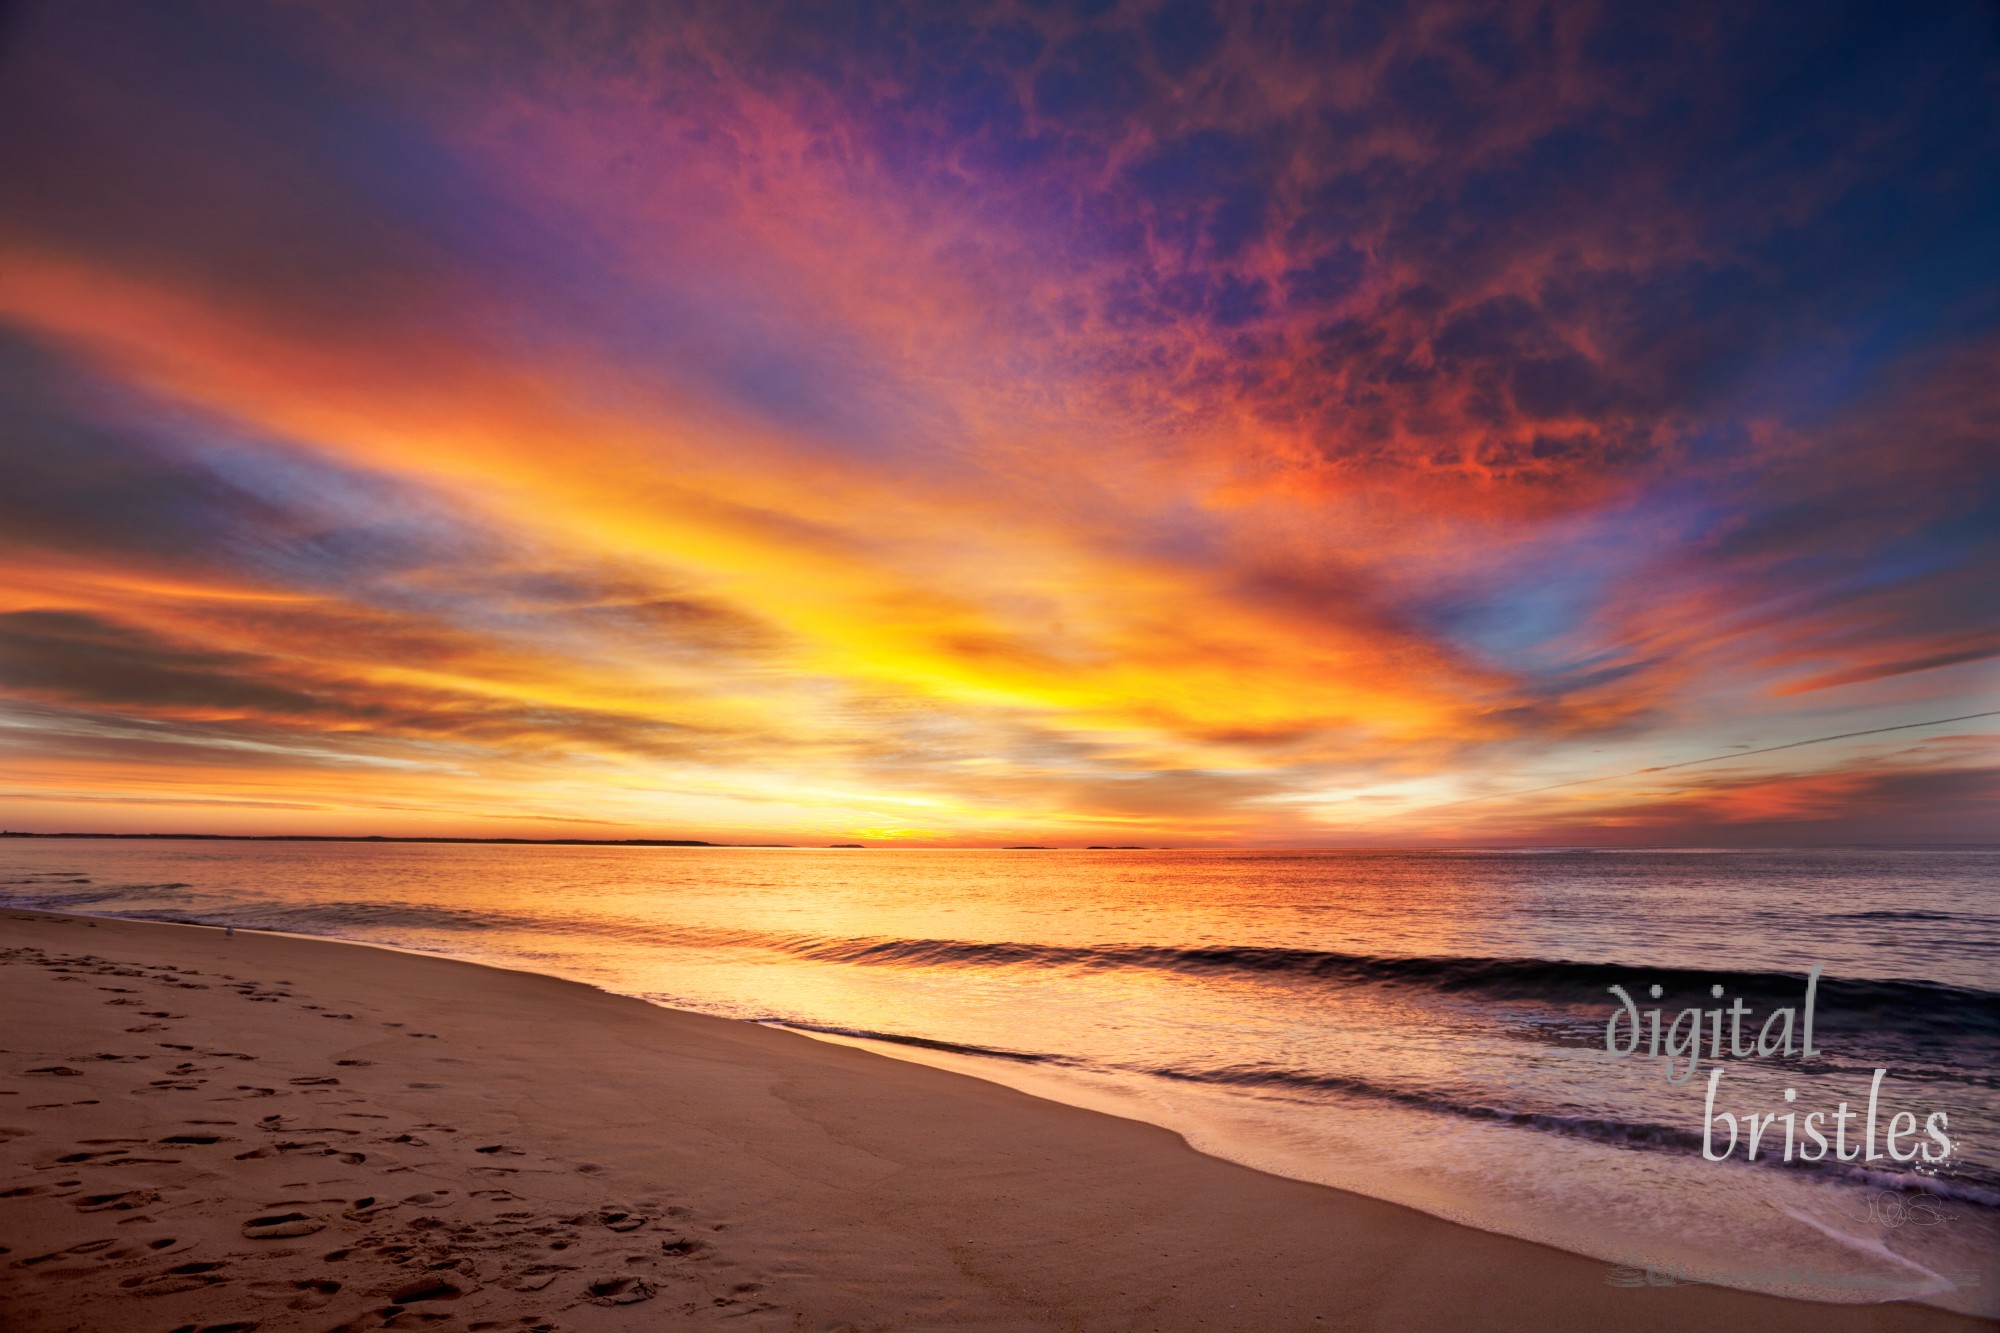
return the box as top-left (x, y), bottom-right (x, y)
top-left (1497, 754), bottom-right (2000, 847)
top-left (0, 0), bottom-right (1991, 840)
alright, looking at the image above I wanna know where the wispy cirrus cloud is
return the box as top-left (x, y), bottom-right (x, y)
top-left (0, 0), bottom-right (1993, 842)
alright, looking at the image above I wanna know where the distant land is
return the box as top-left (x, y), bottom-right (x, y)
top-left (0, 833), bottom-right (1203, 850)
top-left (0, 831), bottom-right (780, 848)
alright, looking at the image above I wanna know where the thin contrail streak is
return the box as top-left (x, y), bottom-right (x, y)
top-left (1412, 709), bottom-right (2000, 815)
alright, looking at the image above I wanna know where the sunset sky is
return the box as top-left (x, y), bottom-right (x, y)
top-left (0, 0), bottom-right (1995, 845)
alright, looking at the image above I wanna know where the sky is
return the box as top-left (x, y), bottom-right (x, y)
top-left (0, 0), bottom-right (1995, 846)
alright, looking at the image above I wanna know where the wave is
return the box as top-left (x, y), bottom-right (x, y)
top-left (1835, 909), bottom-right (1961, 922)
top-left (1149, 1061), bottom-right (1715, 1147)
top-left (7, 876), bottom-right (1995, 1034)
top-left (1119, 1062), bottom-right (2000, 1199)
top-left (0, 886), bottom-right (524, 933)
top-left (0, 884), bottom-right (190, 910)
top-left (746, 1029), bottom-right (2000, 1203)
top-left (763, 1020), bottom-right (1055, 1064)
top-left (210, 899), bottom-right (503, 930)
top-left (755, 935), bottom-right (2000, 1024)
top-left (9, 874), bottom-right (1994, 1210)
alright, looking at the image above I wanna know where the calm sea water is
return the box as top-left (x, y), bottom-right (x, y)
top-left (2, 841), bottom-right (1994, 1313)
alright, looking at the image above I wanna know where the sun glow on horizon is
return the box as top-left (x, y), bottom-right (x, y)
top-left (0, 1), bottom-right (1993, 847)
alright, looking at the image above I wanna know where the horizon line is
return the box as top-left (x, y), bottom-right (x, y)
top-left (3, 831), bottom-right (1996, 852)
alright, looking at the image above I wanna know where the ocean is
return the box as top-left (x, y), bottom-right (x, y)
top-left (2, 841), bottom-right (1993, 1315)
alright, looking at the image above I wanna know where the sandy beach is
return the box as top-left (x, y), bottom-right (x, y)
top-left (0, 909), bottom-right (1987, 1333)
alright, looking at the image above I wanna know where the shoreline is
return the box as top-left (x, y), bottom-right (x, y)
top-left (0, 909), bottom-right (1989, 1332)
top-left (24, 899), bottom-right (1999, 1313)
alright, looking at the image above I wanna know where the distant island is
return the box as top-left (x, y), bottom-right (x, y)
top-left (0, 832), bottom-right (1182, 851)
top-left (0, 832), bottom-right (798, 848)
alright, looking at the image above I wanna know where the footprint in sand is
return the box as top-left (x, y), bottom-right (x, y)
top-left (50, 1147), bottom-right (132, 1164)
top-left (0, 1181), bottom-right (66, 1199)
top-left (75, 1188), bottom-right (159, 1212)
top-left (386, 1273), bottom-right (472, 1306)
top-left (241, 1210), bottom-right (328, 1239)
top-left (249, 1276), bottom-right (343, 1308)
top-left (586, 1274), bottom-right (655, 1304)
top-left (234, 1140), bottom-right (340, 1160)
top-left (120, 1259), bottom-right (228, 1295)
top-left (510, 1266), bottom-right (565, 1291)
top-left (596, 1208), bottom-right (648, 1233)
top-left (17, 1237), bottom-right (114, 1266)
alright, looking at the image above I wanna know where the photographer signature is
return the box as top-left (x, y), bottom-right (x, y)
top-left (1870, 1188), bottom-right (1957, 1230)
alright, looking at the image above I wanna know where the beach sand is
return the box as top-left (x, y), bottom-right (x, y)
top-left (0, 910), bottom-right (1986, 1333)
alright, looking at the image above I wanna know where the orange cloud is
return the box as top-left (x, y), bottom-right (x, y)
top-left (0, 0), bottom-right (1993, 843)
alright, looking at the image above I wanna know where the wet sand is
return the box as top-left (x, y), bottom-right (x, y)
top-left (0, 910), bottom-right (1987, 1332)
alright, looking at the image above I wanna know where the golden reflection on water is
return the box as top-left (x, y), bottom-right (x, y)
top-left (2, 841), bottom-right (1996, 1315)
